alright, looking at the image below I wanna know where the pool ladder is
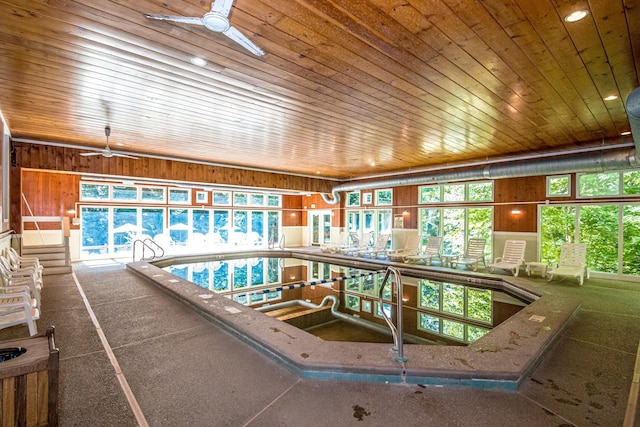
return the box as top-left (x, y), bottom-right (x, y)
top-left (378, 266), bottom-right (407, 363)
top-left (132, 238), bottom-right (165, 261)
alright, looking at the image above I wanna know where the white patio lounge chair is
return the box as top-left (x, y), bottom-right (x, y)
top-left (0, 291), bottom-right (40, 336)
top-left (338, 232), bottom-right (362, 255)
top-left (357, 233), bottom-right (391, 258)
top-left (6, 247), bottom-right (42, 275)
top-left (547, 243), bottom-right (588, 285)
top-left (388, 233), bottom-right (422, 262)
top-left (405, 236), bottom-right (443, 265)
top-left (450, 238), bottom-right (487, 271)
top-left (320, 231), bottom-right (348, 253)
top-left (487, 240), bottom-right (527, 276)
top-left (0, 260), bottom-right (42, 304)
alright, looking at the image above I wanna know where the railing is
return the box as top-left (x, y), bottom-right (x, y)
top-left (132, 238), bottom-right (165, 262)
top-left (378, 266), bottom-right (407, 363)
top-left (278, 234), bottom-right (286, 250)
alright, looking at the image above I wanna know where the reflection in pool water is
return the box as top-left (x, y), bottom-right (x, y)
top-left (164, 256), bottom-right (528, 345)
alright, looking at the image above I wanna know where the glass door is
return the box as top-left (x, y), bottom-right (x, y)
top-left (309, 210), bottom-right (332, 246)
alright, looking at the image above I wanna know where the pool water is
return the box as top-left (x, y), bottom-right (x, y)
top-left (163, 255), bottom-right (528, 346)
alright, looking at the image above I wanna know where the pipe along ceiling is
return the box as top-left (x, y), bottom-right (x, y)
top-left (321, 87), bottom-right (640, 205)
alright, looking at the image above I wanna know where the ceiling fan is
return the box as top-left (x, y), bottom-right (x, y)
top-left (144, 0), bottom-right (265, 57)
top-left (80, 126), bottom-right (138, 160)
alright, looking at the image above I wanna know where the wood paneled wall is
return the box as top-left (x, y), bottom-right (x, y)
top-left (16, 170), bottom-right (80, 231)
top-left (13, 142), bottom-right (334, 194)
top-left (493, 176), bottom-right (546, 233)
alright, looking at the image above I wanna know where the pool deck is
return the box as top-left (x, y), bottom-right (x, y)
top-left (1, 248), bottom-right (639, 426)
top-left (130, 249), bottom-right (579, 390)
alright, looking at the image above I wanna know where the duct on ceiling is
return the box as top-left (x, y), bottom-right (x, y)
top-left (321, 87), bottom-right (640, 205)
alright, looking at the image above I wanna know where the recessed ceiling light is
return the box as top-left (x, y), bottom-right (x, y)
top-left (370, 161), bottom-right (376, 166)
top-left (564, 10), bottom-right (589, 23)
top-left (604, 95), bottom-right (618, 101)
top-left (190, 57), bottom-right (208, 67)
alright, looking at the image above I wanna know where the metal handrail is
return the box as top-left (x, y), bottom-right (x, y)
top-left (378, 266), bottom-right (407, 363)
top-left (278, 234), bottom-right (286, 250)
top-left (132, 238), bottom-right (164, 262)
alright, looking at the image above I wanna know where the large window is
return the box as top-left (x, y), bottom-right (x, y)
top-left (577, 170), bottom-right (640, 198)
top-left (419, 207), bottom-right (492, 258)
top-left (345, 209), bottom-right (392, 247)
top-left (419, 182), bottom-right (493, 204)
top-left (78, 181), bottom-right (283, 258)
top-left (540, 203), bottom-right (640, 277)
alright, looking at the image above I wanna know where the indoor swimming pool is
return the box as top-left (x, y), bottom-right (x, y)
top-left (128, 249), bottom-right (579, 390)
top-left (161, 255), bottom-right (529, 346)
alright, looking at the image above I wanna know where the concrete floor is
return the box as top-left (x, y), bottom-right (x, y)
top-left (1, 258), bottom-right (639, 426)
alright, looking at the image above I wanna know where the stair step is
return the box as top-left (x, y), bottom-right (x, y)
top-left (22, 245), bottom-right (66, 255)
top-left (43, 266), bottom-right (72, 275)
top-left (275, 306), bottom-right (330, 322)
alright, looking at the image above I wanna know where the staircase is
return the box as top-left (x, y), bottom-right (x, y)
top-left (19, 213), bottom-right (73, 276)
top-left (21, 244), bottom-right (72, 275)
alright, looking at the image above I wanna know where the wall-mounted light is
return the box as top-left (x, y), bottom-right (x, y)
top-left (401, 296), bottom-right (409, 302)
top-left (511, 208), bottom-right (522, 215)
top-left (290, 212), bottom-right (296, 217)
top-left (402, 211), bottom-right (409, 216)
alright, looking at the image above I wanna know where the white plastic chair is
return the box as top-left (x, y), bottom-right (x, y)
top-left (405, 236), bottom-right (443, 265)
top-left (357, 233), bottom-right (391, 258)
top-left (451, 238), bottom-right (487, 271)
top-left (547, 243), bottom-right (589, 285)
top-left (388, 233), bottom-right (422, 262)
top-left (487, 240), bottom-right (527, 276)
top-left (0, 291), bottom-right (40, 336)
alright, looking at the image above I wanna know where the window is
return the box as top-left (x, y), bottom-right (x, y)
top-left (547, 175), bottom-right (570, 197)
top-left (168, 188), bottom-right (191, 204)
top-left (467, 182), bottom-right (493, 201)
top-left (443, 184), bottom-right (464, 202)
top-left (419, 207), bottom-right (493, 258)
top-left (346, 192), bottom-right (360, 207)
top-left (234, 193), bottom-right (249, 206)
top-left (213, 191), bottom-right (231, 205)
top-left (375, 189), bottom-right (392, 205)
top-left (112, 185), bottom-right (138, 202)
top-left (250, 194), bottom-right (265, 206)
top-left (80, 183), bottom-right (110, 200)
top-left (195, 191), bottom-right (208, 203)
top-left (419, 181), bottom-right (494, 204)
top-left (540, 202), bottom-right (640, 277)
top-left (267, 195), bottom-right (281, 207)
top-left (141, 186), bottom-right (165, 203)
top-left (419, 185), bottom-right (440, 203)
top-left (362, 193), bottom-right (372, 204)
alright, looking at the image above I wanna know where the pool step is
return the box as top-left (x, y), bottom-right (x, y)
top-left (264, 306), bottom-right (334, 330)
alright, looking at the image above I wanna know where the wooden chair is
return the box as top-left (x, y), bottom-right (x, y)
top-left (547, 243), bottom-right (588, 285)
top-left (487, 240), bottom-right (527, 276)
top-left (388, 233), bottom-right (422, 262)
top-left (405, 236), bottom-right (443, 265)
top-left (451, 238), bottom-right (487, 271)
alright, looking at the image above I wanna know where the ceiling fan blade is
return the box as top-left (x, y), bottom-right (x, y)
top-left (113, 153), bottom-right (139, 160)
top-left (211, 0), bottom-right (235, 17)
top-left (223, 26), bottom-right (265, 56)
top-left (80, 152), bottom-right (102, 157)
top-left (144, 14), bottom-right (204, 26)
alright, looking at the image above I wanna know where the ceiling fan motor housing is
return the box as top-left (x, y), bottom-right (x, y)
top-left (202, 12), bottom-right (230, 32)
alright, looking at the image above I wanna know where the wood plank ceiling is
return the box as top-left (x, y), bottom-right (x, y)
top-left (0, 0), bottom-right (638, 180)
